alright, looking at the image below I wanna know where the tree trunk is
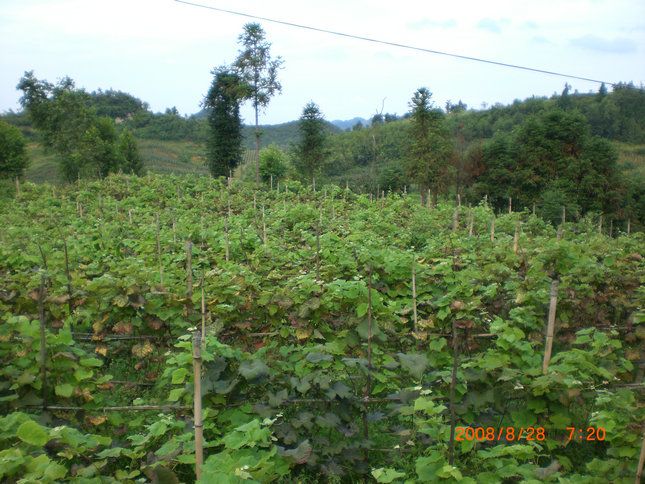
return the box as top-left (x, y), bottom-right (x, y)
top-left (254, 105), bottom-right (260, 185)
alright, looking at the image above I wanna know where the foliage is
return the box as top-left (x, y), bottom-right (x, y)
top-left (294, 102), bottom-right (328, 182)
top-left (470, 109), bottom-right (621, 218)
top-left (204, 67), bottom-right (246, 178)
top-left (16, 72), bottom-right (142, 181)
top-left (0, 119), bottom-right (29, 179)
top-left (406, 88), bottom-right (454, 205)
top-left (259, 144), bottom-right (288, 183)
top-left (0, 174), bottom-right (643, 482)
top-left (234, 22), bottom-right (284, 183)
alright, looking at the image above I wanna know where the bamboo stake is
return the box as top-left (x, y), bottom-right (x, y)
top-left (411, 259), bottom-right (418, 332)
top-left (62, 238), bottom-right (73, 316)
top-left (262, 205), bottom-right (267, 245)
top-left (201, 276), bottom-right (206, 346)
top-left (448, 319), bottom-right (459, 465)
top-left (15, 177), bottom-right (20, 197)
top-left (457, 193), bottom-right (461, 207)
top-left (598, 215), bottom-right (603, 234)
top-left (427, 189), bottom-right (431, 208)
top-left (532, 202), bottom-right (536, 215)
top-left (186, 241), bottom-right (193, 315)
top-left (542, 279), bottom-right (559, 374)
top-left (313, 177), bottom-right (316, 192)
top-left (315, 210), bottom-right (322, 288)
top-left (635, 429), bottom-right (645, 484)
top-left (363, 267), bottom-right (374, 456)
top-left (490, 217), bottom-right (496, 242)
top-left (156, 214), bottom-right (163, 285)
top-left (508, 196), bottom-right (512, 213)
top-left (253, 192), bottom-right (256, 210)
top-left (193, 331), bottom-right (204, 480)
top-left (270, 174), bottom-right (273, 190)
top-left (38, 271), bottom-right (47, 410)
top-left (627, 219), bottom-right (631, 235)
top-left (513, 222), bottom-right (520, 254)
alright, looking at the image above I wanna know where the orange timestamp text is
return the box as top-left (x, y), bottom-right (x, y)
top-left (455, 426), bottom-right (546, 442)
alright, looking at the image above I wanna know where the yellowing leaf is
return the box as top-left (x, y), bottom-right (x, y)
top-left (86, 415), bottom-right (108, 426)
top-left (95, 345), bottom-right (108, 356)
top-left (132, 341), bottom-right (154, 358)
top-left (295, 327), bottom-right (312, 340)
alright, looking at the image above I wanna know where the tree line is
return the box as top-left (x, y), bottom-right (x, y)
top-left (1, 22), bottom-right (643, 227)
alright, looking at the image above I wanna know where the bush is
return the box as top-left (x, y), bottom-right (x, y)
top-left (0, 120), bottom-right (29, 179)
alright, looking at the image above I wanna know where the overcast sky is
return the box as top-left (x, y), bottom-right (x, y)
top-left (1, 0), bottom-right (644, 124)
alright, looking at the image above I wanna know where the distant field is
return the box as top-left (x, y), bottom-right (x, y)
top-left (24, 139), bottom-right (218, 183)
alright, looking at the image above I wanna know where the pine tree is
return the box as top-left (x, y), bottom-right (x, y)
top-left (295, 102), bottom-right (327, 182)
top-left (203, 67), bottom-right (245, 178)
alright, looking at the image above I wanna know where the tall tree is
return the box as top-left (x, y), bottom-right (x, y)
top-left (295, 102), bottom-right (327, 182)
top-left (233, 23), bottom-right (283, 184)
top-left (406, 88), bottom-right (453, 206)
top-left (0, 120), bottom-right (28, 179)
top-left (203, 67), bottom-right (245, 178)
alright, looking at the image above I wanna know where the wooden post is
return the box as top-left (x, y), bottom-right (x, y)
top-left (609, 218), bottom-right (613, 238)
top-left (490, 217), bottom-right (496, 242)
top-left (532, 202), bottom-right (536, 215)
top-left (262, 206), bottom-right (267, 245)
top-left (62, 238), bottom-right (73, 316)
top-left (15, 177), bottom-right (20, 197)
top-left (270, 174), bottom-right (273, 190)
top-left (542, 279), bottom-right (559, 374)
top-left (38, 271), bottom-right (47, 410)
top-left (186, 241), bottom-right (193, 314)
top-left (508, 196), bottom-right (512, 214)
top-left (201, 276), bottom-right (206, 346)
top-left (313, 177), bottom-right (316, 193)
top-left (513, 222), bottom-right (520, 254)
top-left (598, 215), bottom-right (603, 234)
top-left (253, 192), bottom-right (256, 211)
top-left (457, 193), bottom-right (461, 207)
top-left (193, 331), bottom-right (204, 480)
top-left (561, 206), bottom-right (566, 225)
top-left (448, 319), bottom-right (459, 465)
top-left (452, 207), bottom-right (460, 232)
top-left (468, 211), bottom-right (474, 237)
top-left (627, 219), bottom-right (631, 235)
top-left (411, 259), bottom-right (418, 333)
top-left (277, 180), bottom-right (280, 193)
top-left (156, 214), bottom-right (163, 286)
top-left (403, 185), bottom-right (407, 195)
top-left (635, 429), bottom-right (645, 484)
top-left (224, 213), bottom-right (230, 262)
top-left (427, 189), bottom-right (431, 209)
top-left (315, 210), bottom-right (322, 288)
top-left (557, 225), bottom-right (563, 241)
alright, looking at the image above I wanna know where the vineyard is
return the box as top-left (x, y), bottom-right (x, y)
top-left (0, 174), bottom-right (643, 483)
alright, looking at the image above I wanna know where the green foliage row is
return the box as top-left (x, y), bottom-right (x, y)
top-left (0, 174), bottom-right (643, 482)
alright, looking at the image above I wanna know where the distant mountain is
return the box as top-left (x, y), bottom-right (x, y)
top-left (330, 117), bottom-right (368, 131)
top-left (241, 120), bottom-right (341, 150)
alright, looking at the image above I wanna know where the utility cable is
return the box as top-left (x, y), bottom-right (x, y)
top-left (175, 0), bottom-right (620, 87)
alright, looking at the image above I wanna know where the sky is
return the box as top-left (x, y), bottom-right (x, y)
top-left (1, 0), bottom-right (644, 124)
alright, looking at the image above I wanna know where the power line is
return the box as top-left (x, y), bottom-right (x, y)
top-left (175, 0), bottom-right (618, 87)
